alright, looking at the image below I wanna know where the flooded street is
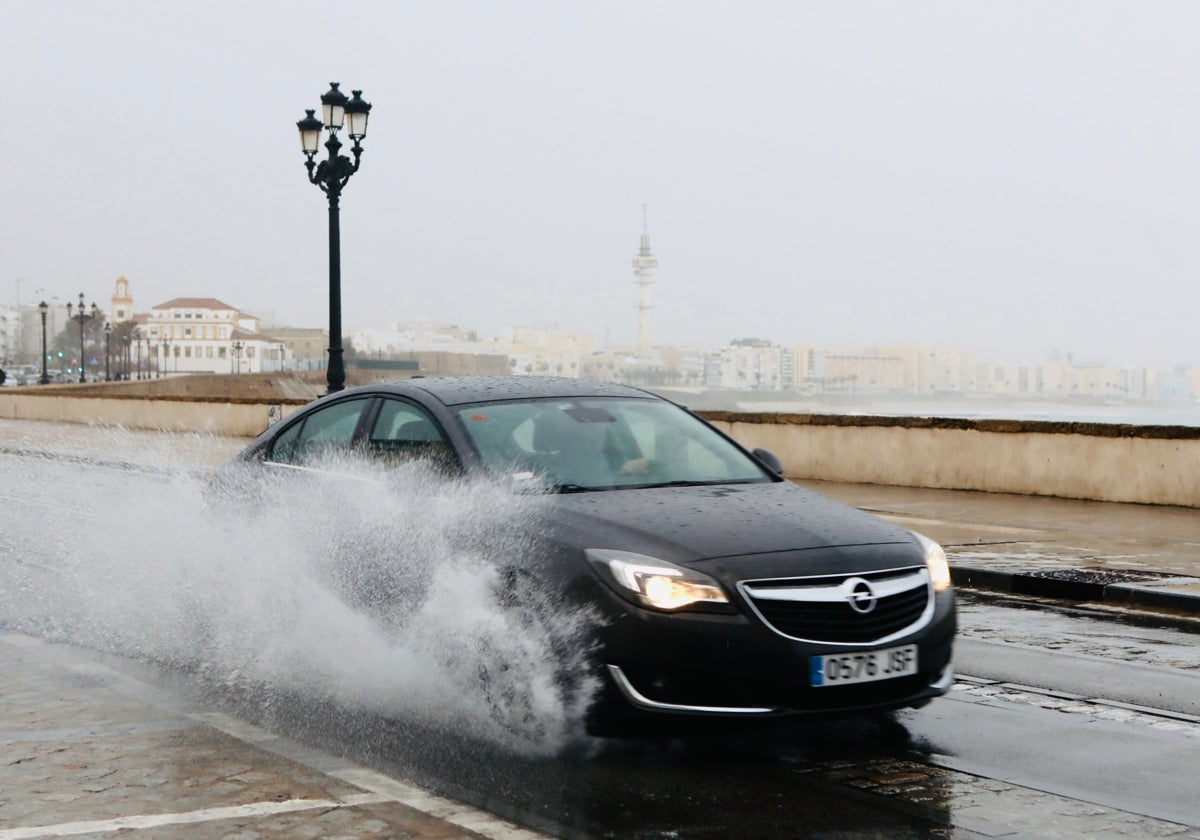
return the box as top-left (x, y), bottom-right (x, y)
top-left (2, 420), bottom-right (1199, 837)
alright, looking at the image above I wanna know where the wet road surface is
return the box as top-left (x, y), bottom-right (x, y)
top-left (5, 609), bottom-right (1198, 839)
top-left (1, 421), bottom-right (1199, 837)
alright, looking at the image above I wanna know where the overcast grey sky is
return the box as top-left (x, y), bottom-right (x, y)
top-left (3, 1), bottom-right (1198, 368)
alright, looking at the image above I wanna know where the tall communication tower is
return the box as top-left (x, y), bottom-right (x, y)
top-left (631, 205), bottom-right (658, 358)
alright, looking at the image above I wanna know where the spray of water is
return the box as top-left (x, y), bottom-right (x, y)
top-left (0, 429), bottom-right (600, 755)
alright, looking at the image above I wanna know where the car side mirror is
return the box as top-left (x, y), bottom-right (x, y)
top-left (752, 448), bottom-right (784, 475)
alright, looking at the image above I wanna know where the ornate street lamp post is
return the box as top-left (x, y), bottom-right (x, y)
top-left (297, 82), bottom-right (372, 395)
top-left (38, 301), bottom-right (50, 385)
top-left (65, 293), bottom-right (100, 383)
top-left (132, 328), bottom-right (142, 380)
top-left (104, 322), bottom-right (112, 381)
top-left (164, 337), bottom-right (172, 374)
top-left (232, 340), bottom-right (244, 374)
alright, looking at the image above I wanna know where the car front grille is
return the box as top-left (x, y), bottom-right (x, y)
top-left (740, 566), bottom-right (932, 645)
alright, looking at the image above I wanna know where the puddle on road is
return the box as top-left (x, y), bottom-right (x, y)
top-left (0, 437), bottom-right (599, 756)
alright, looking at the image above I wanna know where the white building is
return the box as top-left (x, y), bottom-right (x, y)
top-left (495, 323), bottom-right (595, 377)
top-left (0, 305), bottom-right (16, 367)
top-left (143, 297), bottom-right (288, 375)
top-left (705, 344), bottom-right (783, 391)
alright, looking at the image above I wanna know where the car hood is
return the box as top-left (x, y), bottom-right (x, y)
top-left (542, 480), bottom-right (916, 564)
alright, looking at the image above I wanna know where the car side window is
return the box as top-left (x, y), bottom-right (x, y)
top-left (268, 398), bottom-right (370, 465)
top-left (367, 399), bottom-right (454, 468)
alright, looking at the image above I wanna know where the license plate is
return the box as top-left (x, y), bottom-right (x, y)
top-left (810, 644), bottom-right (918, 687)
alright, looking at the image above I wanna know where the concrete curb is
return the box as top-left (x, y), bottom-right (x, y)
top-left (951, 566), bottom-right (1200, 617)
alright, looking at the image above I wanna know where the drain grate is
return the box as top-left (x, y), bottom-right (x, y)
top-left (1012, 567), bottom-right (1176, 600)
top-left (1023, 568), bottom-right (1175, 585)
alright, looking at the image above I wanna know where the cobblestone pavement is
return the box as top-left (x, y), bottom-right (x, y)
top-left (0, 631), bottom-right (544, 840)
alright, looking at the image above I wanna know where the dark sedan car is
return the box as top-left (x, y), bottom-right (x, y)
top-left (220, 375), bottom-right (955, 731)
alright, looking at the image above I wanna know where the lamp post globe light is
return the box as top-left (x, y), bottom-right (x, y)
top-left (297, 82), bottom-right (372, 395)
top-left (65, 293), bottom-right (100, 383)
top-left (38, 301), bottom-right (50, 385)
top-left (104, 322), bottom-right (112, 381)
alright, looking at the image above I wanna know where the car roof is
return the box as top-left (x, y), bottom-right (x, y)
top-left (347, 375), bottom-right (658, 407)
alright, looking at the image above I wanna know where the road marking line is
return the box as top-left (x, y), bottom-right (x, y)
top-left (196, 711), bottom-right (546, 840)
top-left (3, 630), bottom-right (549, 839)
top-left (0, 794), bottom-right (389, 840)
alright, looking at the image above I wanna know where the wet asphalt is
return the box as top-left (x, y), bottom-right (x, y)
top-left (2, 419), bottom-right (1199, 838)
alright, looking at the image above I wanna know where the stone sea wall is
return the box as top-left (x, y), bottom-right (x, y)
top-left (1, 391), bottom-right (1197, 507)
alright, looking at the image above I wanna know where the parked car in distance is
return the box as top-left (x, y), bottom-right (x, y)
top-left (216, 376), bottom-right (956, 733)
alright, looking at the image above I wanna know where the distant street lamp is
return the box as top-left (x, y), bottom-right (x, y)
top-left (104, 322), bottom-right (111, 381)
top-left (65, 293), bottom-right (100, 383)
top-left (296, 82), bottom-right (372, 395)
top-left (38, 301), bottom-right (50, 385)
top-left (133, 328), bottom-right (142, 380)
top-left (232, 340), bottom-right (244, 374)
top-left (163, 337), bottom-right (172, 375)
top-left (278, 343), bottom-right (286, 372)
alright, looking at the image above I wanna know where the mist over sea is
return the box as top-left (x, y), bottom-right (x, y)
top-left (657, 391), bottom-right (1200, 428)
top-left (836, 403), bottom-right (1200, 427)
top-left (772, 402), bottom-right (1200, 427)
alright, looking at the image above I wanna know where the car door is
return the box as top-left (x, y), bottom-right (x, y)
top-left (364, 397), bottom-right (457, 471)
top-left (266, 397), bottom-right (373, 471)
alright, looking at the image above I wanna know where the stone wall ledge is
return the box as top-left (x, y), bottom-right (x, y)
top-left (2, 393), bottom-right (1197, 507)
top-left (699, 410), bottom-right (1200, 441)
top-left (698, 411), bottom-right (1200, 508)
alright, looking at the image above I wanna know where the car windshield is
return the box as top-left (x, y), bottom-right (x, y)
top-left (456, 397), bottom-right (770, 491)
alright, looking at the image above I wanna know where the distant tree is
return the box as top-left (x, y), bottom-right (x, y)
top-left (730, 337), bottom-right (773, 348)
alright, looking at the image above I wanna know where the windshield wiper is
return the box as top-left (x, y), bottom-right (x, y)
top-left (626, 478), bottom-right (767, 489)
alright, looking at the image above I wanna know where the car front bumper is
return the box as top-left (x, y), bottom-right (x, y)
top-left (596, 590), bottom-right (957, 718)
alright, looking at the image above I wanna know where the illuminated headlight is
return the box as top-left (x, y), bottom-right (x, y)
top-left (914, 532), bottom-right (952, 592)
top-left (586, 549), bottom-right (734, 612)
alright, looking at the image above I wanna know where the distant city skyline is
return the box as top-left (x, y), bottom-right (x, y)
top-left (4, 271), bottom-right (1194, 376)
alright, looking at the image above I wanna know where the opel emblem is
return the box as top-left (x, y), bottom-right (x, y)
top-left (845, 578), bottom-right (877, 614)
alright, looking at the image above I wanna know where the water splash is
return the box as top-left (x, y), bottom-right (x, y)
top-left (0, 431), bottom-right (600, 755)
